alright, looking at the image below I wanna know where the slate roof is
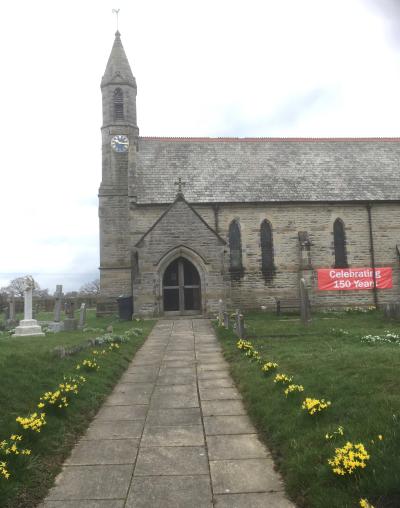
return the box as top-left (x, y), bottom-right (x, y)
top-left (135, 138), bottom-right (400, 204)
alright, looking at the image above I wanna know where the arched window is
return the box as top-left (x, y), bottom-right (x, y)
top-left (333, 218), bottom-right (348, 268)
top-left (229, 220), bottom-right (243, 274)
top-left (260, 220), bottom-right (275, 280)
top-left (113, 88), bottom-right (124, 120)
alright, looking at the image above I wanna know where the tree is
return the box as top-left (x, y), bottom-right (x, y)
top-left (79, 279), bottom-right (100, 296)
top-left (0, 276), bottom-right (43, 298)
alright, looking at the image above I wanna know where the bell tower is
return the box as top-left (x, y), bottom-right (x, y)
top-left (98, 31), bottom-right (138, 312)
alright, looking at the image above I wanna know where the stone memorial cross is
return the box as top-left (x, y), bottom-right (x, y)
top-left (13, 276), bottom-right (44, 337)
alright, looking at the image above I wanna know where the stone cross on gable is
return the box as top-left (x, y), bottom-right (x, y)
top-left (174, 177), bottom-right (186, 195)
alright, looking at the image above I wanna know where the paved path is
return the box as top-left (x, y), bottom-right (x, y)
top-left (41, 319), bottom-right (294, 508)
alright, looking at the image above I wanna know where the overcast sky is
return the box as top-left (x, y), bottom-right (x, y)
top-left (0, 0), bottom-right (399, 293)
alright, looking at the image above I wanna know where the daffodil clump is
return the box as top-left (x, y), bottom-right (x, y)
top-left (301, 397), bottom-right (331, 415)
top-left (236, 339), bottom-right (253, 351)
top-left (328, 442), bottom-right (370, 475)
top-left (0, 435), bottom-right (31, 459)
top-left (261, 362), bottom-right (278, 373)
top-left (108, 342), bottom-right (120, 352)
top-left (0, 461), bottom-right (10, 479)
top-left (325, 426), bottom-right (344, 440)
top-left (245, 349), bottom-right (261, 361)
top-left (273, 373), bottom-right (293, 385)
top-left (77, 359), bottom-right (100, 371)
top-left (16, 412), bottom-right (47, 432)
top-left (38, 375), bottom-right (86, 409)
top-left (92, 349), bottom-right (103, 356)
top-left (284, 384), bottom-right (304, 396)
top-left (360, 499), bottom-right (375, 508)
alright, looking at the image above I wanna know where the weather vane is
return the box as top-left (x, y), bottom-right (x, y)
top-left (112, 8), bottom-right (120, 31)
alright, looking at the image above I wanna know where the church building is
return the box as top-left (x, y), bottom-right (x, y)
top-left (98, 31), bottom-right (400, 317)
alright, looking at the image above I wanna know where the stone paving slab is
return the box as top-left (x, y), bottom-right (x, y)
top-left (141, 425), bottom-right (205, 447)
top-left (198, 377), bottom-right (234, 388)
top-left (40, 319), bottom-right (294, 507)
top-left (200, 399), bottom-right (248, 416)
top-left (203, 415), bottom-right (255, 435)
top-left (40, 501), bottom-right (125, 508)
top-left (95, 404), bottom-right (148, 421)
top-left (206, 434), bottom-right (270, 460)
top-left (200, 387), bottom-right (242, 401)
top-left (135, 446), bottom-right (208, 475)
top-left (82, 420), bottom-right (144, 440)
top-left (146, 407), bottom-right (202, 426)
top-left (126, 475), bottom-right (213, 508)
top-left (65, 438), bottom-right (139, 465)
top-left (46, 464), bottom-right (133, 500)
top-left (209, 458), bottom-right (283, 494)
top-left (213, 492), bottom-right (295, 508)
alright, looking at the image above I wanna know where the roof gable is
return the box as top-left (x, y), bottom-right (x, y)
top-left (135, 193), bottom-right (226, 248)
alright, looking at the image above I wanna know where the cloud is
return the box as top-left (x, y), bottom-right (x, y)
top-left (364, 0), bottom-right (400, 46)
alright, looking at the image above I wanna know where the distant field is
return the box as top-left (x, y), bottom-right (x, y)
top-left (0, 310), bottom-right (155, 508)
top-left (215, 311), bottom-right (400, 508)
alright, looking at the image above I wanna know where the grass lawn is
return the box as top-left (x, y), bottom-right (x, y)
top-left (214, 310), bottom-right (400, 508)
top-left (0, 310), bottom-right (155, 508)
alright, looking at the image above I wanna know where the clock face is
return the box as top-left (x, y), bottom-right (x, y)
top-left (111, 135), bottom-right (129, 153)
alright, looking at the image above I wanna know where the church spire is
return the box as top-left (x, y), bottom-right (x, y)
top-left (101, 31), bottom-right (136, 88)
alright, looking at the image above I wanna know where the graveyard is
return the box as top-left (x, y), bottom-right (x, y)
top-left (0, 307), bottom-right (155, 508)
top-left (214, 309), bottom-right (400, 508)
top-left (1, 295), bottom-right (399, 507)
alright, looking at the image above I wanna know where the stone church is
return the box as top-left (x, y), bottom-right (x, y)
top-left (98, 31), bottom-right (400, 317)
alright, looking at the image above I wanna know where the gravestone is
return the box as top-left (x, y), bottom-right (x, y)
top-left (8, 293), bottom-right (16, 320)
top-left (47, 285), bottom-right (65, 332)
top-left (218, 299), bottom-right (224, 326)
top-left (235, 309), bottom-right (245, 338)
top-left (13, 276), bottom-right (45, 337)
top-left (5, 293), bottom-right (17, 328)
top-left (384, 303), bottom-right (400, 320)
top-left (223, 311), bottom-right (229, 329)
top-left (299, 278), bottom-right (311, 325)
top-left (78, 303), bottom-right (87, 329)
top-left (63, 299), bottom-right (77, 331)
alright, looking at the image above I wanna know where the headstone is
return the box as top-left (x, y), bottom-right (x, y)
top-left (53, 285), bottom-right (63, 322)
top-left (5, 293), bottom-right (17, 328)
top-left (223, 311), bottom-right (229, 329)
top-left (65, 300), bottom-right (75, 318)
top-left (8, 293), bottom-right (16, 321)
top-left (384, 303), bottom-right (400, 320)
top-left (235, 309), bottom-right (245, 338)
top-left (63, 299), bottom-right (77, 331)
top-left (218, 299), bottom-right (224, 326)
top-left (299, 278), bottom-right (311, 325)
top-left (13, 276), bottom-right (45, 337)
top-left (78, 303), bottom-right (87, 329)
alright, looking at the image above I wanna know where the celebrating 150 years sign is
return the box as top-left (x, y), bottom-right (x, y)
top-left (317, 268), bottom-right (392, 291)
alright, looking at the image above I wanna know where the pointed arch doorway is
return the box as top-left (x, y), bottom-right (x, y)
top-left (163, 257), bottom-right (201, 315)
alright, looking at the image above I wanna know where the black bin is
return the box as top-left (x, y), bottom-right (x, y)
top-left (116, 295), bottom-right (133, 320)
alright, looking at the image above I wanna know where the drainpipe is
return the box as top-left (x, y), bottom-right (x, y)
top-left (366, 203), bottom-right (378, 308)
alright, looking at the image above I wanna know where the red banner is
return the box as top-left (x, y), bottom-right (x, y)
top-left (317, 267), bottom-right (392, 291)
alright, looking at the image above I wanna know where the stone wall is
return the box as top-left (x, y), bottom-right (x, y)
top-left (130, 200), bottom-right (400, 312)
top-left (100, 190), bottom-right (400, 315)
top-left (134, 197), bottom-right (226, 316)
